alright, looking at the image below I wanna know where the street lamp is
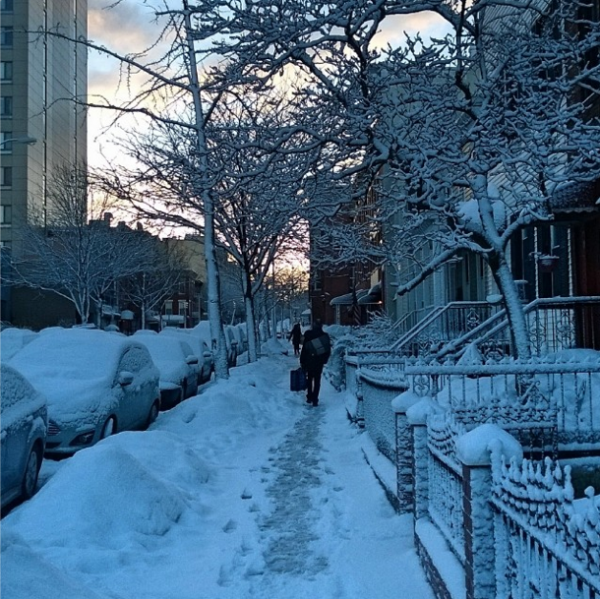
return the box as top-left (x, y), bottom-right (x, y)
top-left (0, 136), bottom-right (37, 150)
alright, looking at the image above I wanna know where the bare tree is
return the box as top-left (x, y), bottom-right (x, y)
top-left (222, 0), bottom-right (600, 358)
top-left (120, 238), bottom-right (187, 330)
top-left (8, 165), bottom-right (145, 325)
top-left (46, 0), bottom-right (243, 377)
top-left (52, 0), bottom-right (599, 359)
top-left (99, 89), bottom-right (314, 362)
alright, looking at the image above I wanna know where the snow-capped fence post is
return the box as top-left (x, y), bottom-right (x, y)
top-left (354, 368), bottom-right (365, 429)
top-left (405, 396), bottom-right (435, 520)
top-left (391, 391), bottom-right (422, 513)
top-left (456, 425), bottom-right (523, 599)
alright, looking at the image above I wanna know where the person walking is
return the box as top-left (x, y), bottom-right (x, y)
top-left (288, 322), bottom-right (303, 356)
top-left (300, 320), bottom-right (331, 406)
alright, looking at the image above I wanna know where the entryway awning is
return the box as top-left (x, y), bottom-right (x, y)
top-left (549, 178), bottom-right (600, 214)
top-left (329, 289), bottom-right (368, 306)
top-left (357, 282), bottom-right (382, 305)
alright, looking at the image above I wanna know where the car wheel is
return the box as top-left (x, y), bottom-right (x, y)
top-left (21, 446), bottom-right (41, 500)
top-left (146, 401), bottom-right (159, 428)
top-left (101, 416), bottom-right (116, 439)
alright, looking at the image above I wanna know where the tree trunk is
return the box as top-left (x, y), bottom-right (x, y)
top-left (245, 295), bottom-right (258, 362)
top-left (183, 2), bottom-right (228, 379)
top-left (491, 254), bottom-right (532, 360)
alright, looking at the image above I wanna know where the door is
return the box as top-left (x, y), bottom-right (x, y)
top-left (573, 218), bottom-right (600, 349)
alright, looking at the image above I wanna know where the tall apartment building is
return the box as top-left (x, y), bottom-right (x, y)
top-left (0, 0), bottom-right (87, 322)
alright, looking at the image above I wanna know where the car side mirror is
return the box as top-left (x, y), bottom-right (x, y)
top-left (119, 371), bottom-right (134, 386)
top-left (186, 355), bottom-right (199, 365)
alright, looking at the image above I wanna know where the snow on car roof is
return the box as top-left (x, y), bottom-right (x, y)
top-left (1, 364), bottom-right (46, 431)
top-left (133, 332), bottom-right (190, 383)
top-left (190, 321), bottom-right (211, 345)
top-left (8, 329), bottom-right (151, 410)
top-left (160, 329), bottom-right (205, 355)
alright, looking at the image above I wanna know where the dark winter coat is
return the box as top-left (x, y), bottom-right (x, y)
top-left (289, 323), bottom-right (302, 345)
top-left (300, 325), bottom-right (331, 372)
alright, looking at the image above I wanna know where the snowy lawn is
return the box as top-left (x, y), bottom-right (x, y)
top-left (1, 338), bottom-right (434, 599)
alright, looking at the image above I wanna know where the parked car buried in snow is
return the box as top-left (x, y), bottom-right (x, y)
top-left (8, 329), bottom-right (160, 456)
top-left (159, 328), bottom-right (214, 385)
top-left (1, 363), bottom-right (48, 508)
top-left (190, 321), bottom-right (237, 370)
top-left (133, 331), bottom-right (199, 409)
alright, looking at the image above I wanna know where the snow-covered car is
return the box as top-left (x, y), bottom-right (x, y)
top-left (190, 321), bottom-right (237, 369)
top-left (159, 328), bottom-right (213, 384)
top-left (8, 329), bottom-right (160, 456)
top-left (0, 328), bottom-right (38, 362)
top-left (232, 323), bottom-right (248, 354)
top-left (133, 331), bottom-right (199, 409)
top-left (1, 364), bottom-right (48, 509)
top-left (224, 326), bottom-right (239, 365)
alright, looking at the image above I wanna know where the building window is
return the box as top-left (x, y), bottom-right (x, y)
top-left (0, 61), bottom-right (13, 82)
top-left (0, 131), bottom-right (12, 153)
top-left (0, 240), bottom-right (12, 249)
top-left (1, 166), bottom-right (12, 187)
top-left (178, 300), bottom-right (188, 315)
top-left (0, 205), bottom-right (11, 224)
top-left (164, 300), bottom-right (173, 315)
top-left (0, 96), bottom-right (11, 117)
top-left (0, 26), bottom-right (12, 47)
top-left (0, 0), bottom-right (13, 12)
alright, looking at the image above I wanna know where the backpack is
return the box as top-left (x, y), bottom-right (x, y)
top-left (306, 334), bottom-right (330, 358)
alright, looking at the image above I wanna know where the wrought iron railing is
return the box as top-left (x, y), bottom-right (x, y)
top-left (403, 360), bottom-right (600, 454)
top-left (390, 301), bottom-right (497, 358)
top-left (426, 412), bottom-right (466, 564)
top-left (492, 457), bottom-right (600, 598)
top-left (438, 296), bottom-right (600, 360)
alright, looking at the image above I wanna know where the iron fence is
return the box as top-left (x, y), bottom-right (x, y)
top-left (492, 457), bottom-right (600, 599)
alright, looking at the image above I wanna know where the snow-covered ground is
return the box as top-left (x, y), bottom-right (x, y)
top-left (1, 338), bottom-right (434, 599)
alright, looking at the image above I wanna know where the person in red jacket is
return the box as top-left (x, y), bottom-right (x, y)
top-left (300, 320), bottom-right (331, 406)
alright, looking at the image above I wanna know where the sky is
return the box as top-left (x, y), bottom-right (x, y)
top-left (1, 337), bottom-right (436, 599)
top-left (85, 0), bottom-right (450, 171)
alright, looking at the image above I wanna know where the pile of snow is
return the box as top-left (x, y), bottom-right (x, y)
top-left (0, 328), bottom-right (38, 361)
top-left (2, 337), bottom-right (435, 599)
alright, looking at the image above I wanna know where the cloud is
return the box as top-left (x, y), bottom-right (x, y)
top-left (88, 0), bottom-right (163, 55)
top-left (372, 12), bottom-right (452, 50)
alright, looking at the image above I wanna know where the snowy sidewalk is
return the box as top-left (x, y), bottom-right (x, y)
top-left (213, 351), bottom-right (435, 598)
top-left (1, 343), bottom-right (434, 599)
